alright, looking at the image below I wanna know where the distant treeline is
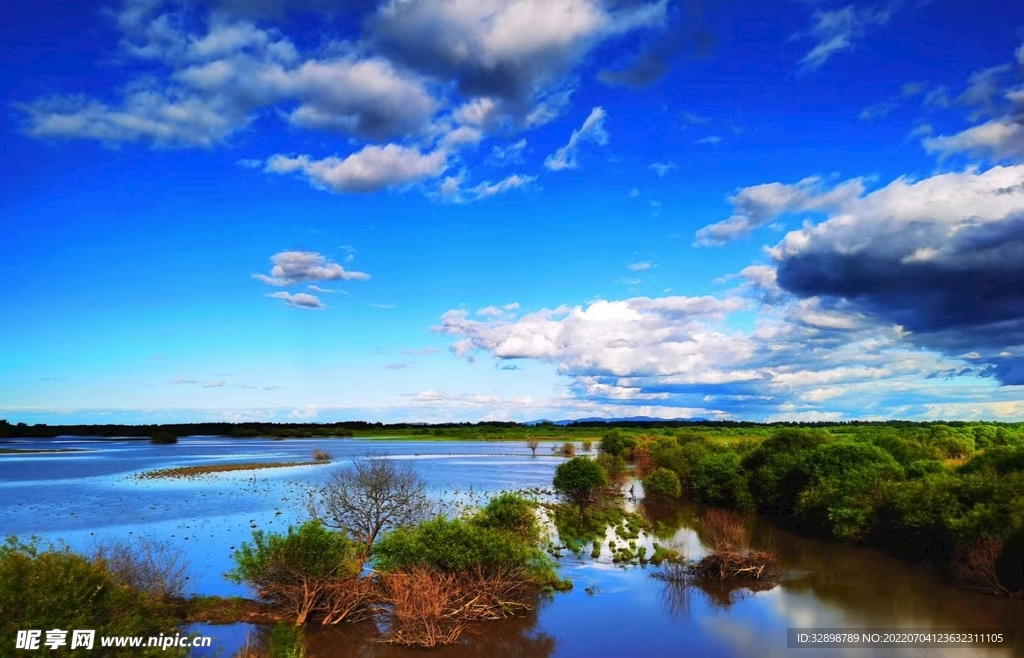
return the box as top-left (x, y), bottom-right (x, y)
top-left (1, 418), bottom-right (1021, 440)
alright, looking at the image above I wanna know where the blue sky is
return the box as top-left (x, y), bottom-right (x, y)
top-left (3, 0), bottom-right (1024, 424)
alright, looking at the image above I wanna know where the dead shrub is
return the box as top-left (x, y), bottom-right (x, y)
top-left (950, 538), bottom-right (1019, 596)
top-left (376, 566), bottom-right (535, 647)
top-left (313, 450), bottom-right (332, 462)
top-left (93, 537), bottom-right (189, 601)
top-left (689, 551), bottom-right (782, 583)
top-left (701, 508), bottom-right (749, 551)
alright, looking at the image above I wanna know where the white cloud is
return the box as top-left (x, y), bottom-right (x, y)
top-left (267, 291), bottom-right (327, 309)
top-left (858, 101), bottom-right (898, 120)
top-left (254, 251), bottom-right (370, 286)
top-left (627, 261), bottom-right (655, 271)
top-left (19, 11), bottom-right (438, 146)
top-left (695, 135), bottom-right (722, 145)
top-left (798, 5), bottom-right (889, 71)
top-left (440, 173), bottom-right (536, 203)
top-left (924, 120), bottom-right (1024, 161)
top-left (434, 286), bottom-right (1007, 421)
top-left (202, 380), bottom-right (226, 388)
top-left (265, 144), bottom-right (447, 194)
top-left (649, 161), bottom-right (677, 177)
top-left (695, 176), bottom-right (866, 246)
top-left (545, 107), bottom-right (608, 170)
top-left (487, 138), bottom-right (527, 165)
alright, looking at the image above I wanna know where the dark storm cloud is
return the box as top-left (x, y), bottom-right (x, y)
top-left (775, 211), bottom-right (1024, 384)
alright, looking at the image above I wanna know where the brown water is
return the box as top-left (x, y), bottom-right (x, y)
top-left (2, 437), bottom-right (1020, 657)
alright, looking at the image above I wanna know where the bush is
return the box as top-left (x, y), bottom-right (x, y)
top-left (691, 452), bottom-right (754, 512)
top-left (472, 493), bottom-right (540, 542)
top-left (93, 537), bottom-right (189, 600)
top-left (312, 450), bottom-right (331, 462)
top-left (150, 430), bottom-right (178, 444)
top-left (0, 538), bottom-right (185, 657)
top-left (599, 430), bottom-right (637, 457)
top-left (958, 446), bottom-right (1024, 476)
top-left (795, 442), bottom-right (904, 539)
top-left (581, 440), bottom-right (594, 452)
top-left (560, 442), bottom-right (577, 456)
top-left (553, 457), bottom-right (608, 504)
top-left (743, 429), bottom-right (828, 514)
top-left (372, 516), bottom-right (556, 585)
top-left (595, 453), bottom-right (627, 487)
top-left (228, 521), bottom-right (362, 625)
top-left (643, 468), bottom-right (681, 500)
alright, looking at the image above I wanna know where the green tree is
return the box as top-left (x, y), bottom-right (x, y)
top-left (553, 457), bottom-right (608, 504)
top-left (643, 468), bottom-right (681, 500)
top-left (691, 452), bottom-right (754, 511)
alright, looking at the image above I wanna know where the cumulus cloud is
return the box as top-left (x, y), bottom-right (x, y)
top-left (797, 5), bottom-right (889, 71)
top-left (695, 176), bottom-right (866, 246)
top-left (434, 289), bottom-right (1006, 419)
top-left (371, 0), bottom-right (665, 122)
top-left (765, 164), bottom-right (1024, 384)
top-left (18, 7), bottom-right (437, 146)
top-left (267, 291), bottom-right (327, 309)
top-left (924, 120), bottom-right (1024, 161)
top-left (254, 251), bottom-right (370, 286)
top-left (545, 107), bottom-right (608, 170)
top-left (265, 144), bottom-right (447, 193)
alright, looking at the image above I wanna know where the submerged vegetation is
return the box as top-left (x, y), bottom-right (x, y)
top-left (572, 423), bottom-right (1024, 597)
top-left (135, 462), bottom-right (326, 479)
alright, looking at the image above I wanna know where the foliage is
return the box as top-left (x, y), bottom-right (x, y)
top-left (743, 429), bottom-right (828, 514)
top-left (594, 452), bottom-right (627, 487)
top-left (958, 446), bottom-right (1024, 476)
top-left (643, 468), bottom-right (681, 500)
top-left (560, 442), bottom-right (577, 456)
top-left (228, 521), bottom-right (363, 625)
top-left (307, 456), bottom-right (430, 558)
top-left (312, 450), bottom-right (331, 462)
top-left (149, 430), bottom-right (178, 444)
top-left (372, 516), bottom-right (558, 586)
top-left (599, 430), bottom-right (638, 457)
top-left (553, 457), bottom-right (608, 504)
top-left (691, 452), bottom-right (754, 511)
top-left (795, 442), bottom-right (904, 539)
top-left (526, 438), bottom-right (540, 456)
top-left (0, 538), bottom-right (185, 657)
top-left (472, 493), bottom-right (541, 543)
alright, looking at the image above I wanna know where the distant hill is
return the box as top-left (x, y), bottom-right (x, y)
top-left (524, 416), bottom-right (709, 426)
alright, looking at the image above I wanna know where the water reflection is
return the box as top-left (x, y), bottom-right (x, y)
top-left (4, 438), bottom-right (1021, 658)
top-left (299, 601), bottom-right (555, 658)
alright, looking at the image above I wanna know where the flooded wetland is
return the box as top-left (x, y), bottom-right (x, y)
top-left (2, 437), bottom-right (1021, 657)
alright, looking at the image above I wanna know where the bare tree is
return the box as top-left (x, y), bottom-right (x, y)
top-left (526, 438), bottom-right (540, 457)
top-left (307, 455), bottom-right (430, 559)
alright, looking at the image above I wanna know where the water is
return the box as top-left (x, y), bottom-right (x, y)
top-left (2, 437), bottom-right (1021, 657)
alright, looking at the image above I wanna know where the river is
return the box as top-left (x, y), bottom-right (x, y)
top-left (1, 437), bottom-right (1020, 657)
